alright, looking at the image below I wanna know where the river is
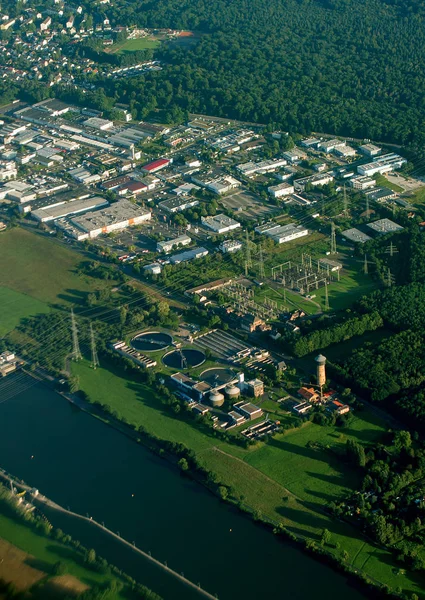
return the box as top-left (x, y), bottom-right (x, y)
top-left (0, 373), bottom-right (367, 600)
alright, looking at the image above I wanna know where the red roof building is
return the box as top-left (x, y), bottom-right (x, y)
top-left (142, 158), bottom-right (171, 173)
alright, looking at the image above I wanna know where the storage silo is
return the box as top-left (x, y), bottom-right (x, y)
top-left (225, 385), bottom-right (241, 400)
top-left (209, 390), bottom-right (225, 407)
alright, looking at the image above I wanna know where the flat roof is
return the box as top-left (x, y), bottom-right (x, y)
top-left (32, 196), bottom-right (109, 221)
top-left (342, 228), bottom-right (372, 243)
top-left (69, 200), bottom-right (151, 232)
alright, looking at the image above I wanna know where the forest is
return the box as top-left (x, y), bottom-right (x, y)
top-left (71, 0), bottom-right (425, 155)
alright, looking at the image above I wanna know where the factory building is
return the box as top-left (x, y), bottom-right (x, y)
top-left (255, 222), bottom-right (309, 244)
top-left (157, 235), bottom-right (192, 253)
top-left (357, 153), bottom-right (406, 177)
top-left (268, 182), bottom-right (294, 198)
top-left (169, 247), bottom-right (208, 264)
top-left (158, 195), bottom-right (199, 213)
top-left (201, 214), bottom-right (241, 234)
top-left (219, 239), bottom-right (243, 254)
top-left (32, 196), bottom-right (109, 223)
top-left (141, 158), bottom-right (171, 173)
top-left (56, 200), bottom-right (151, 240)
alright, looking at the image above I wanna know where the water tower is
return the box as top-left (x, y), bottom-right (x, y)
top-left (315, 354), bottom-right (327, 398)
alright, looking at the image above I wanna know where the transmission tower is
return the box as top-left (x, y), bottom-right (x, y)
top-left (71, 309), bottom-right (82, 362)
top-left (343, 184), bottom-right (349, 217)
top-left (364, 254), bottom-right (369, 275)
top-left (386, 268), bottom-right (395, 287)
top-left (330, 222), bottom-right (337, 254)
top-left (385, 242), bottom-right (399, 257)
top-left (324, 282), bottom-right (329, 311)
top-left (365, 196), bottom-right (370, 221)
top-left (245, 230), bottom-right (252, 269)
top-left (90, 323), bottom-right (99, 370)
top-left (258, 244), bottom-right (265, 279)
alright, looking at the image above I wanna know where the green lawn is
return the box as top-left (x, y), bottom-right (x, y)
top-left (0, 512), bottom-right (125, 598)
top-left (73, 358), bottom-right (425, 596)
top-left (374, 173), bottom-right (404, 193)
top-left (308, 265), bottom-right (378, 312)
top-left (0, 286), bottom-right (50, 336)
top-left (0, 229), bottom-right (111, 306)
top-left (109, 38), bottom-right (160, 55)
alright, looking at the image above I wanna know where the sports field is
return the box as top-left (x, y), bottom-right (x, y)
top-left (108, 38), bottom-right (159, 55)
top-left (0, 287), bottom-right (50, 336)
top-left (0, 229), bottom-right (113, 305)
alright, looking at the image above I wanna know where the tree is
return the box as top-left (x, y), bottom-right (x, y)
top-left (394, 430), bottom-right (412, 453)
top-left (346, 439), bottom-right (366, 467)
top-left (218, 486), bottom-right (228, 500)
top-left (178, 458), bottom-right (189, 471)
top-left (320, 528), bottom-right (331, 546)
top-left (342, 550), bottom-right (349, 562)
top-left (53, 561), bottom-right (67, 575)
top-left (86, 548), bottom-right (96, 564)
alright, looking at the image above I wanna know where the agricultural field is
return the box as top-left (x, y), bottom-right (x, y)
top-left (0, 229), bottom-right (112, 306)
top-left (0, 513), bottom-right (124, 599)
top-left (107, 37), bottom-right (160, 55)
top-left (0, 287), bottom-right (50, 336)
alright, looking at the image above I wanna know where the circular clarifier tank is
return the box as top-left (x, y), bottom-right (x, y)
top-left (162, 348), bottom-right (206, 369)
top-left (131, 332), bottom-right (173, 353)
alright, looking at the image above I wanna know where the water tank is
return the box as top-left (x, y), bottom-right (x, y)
top-left (209, 390), bottom-right (225, 407)
top-left (225, 385), bottom-right (241, 399)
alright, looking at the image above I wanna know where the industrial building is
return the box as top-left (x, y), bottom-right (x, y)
top-left (357, 153), bottom-right (406, 177)
top-left (158, 195), bottom-right (200, 213)
top-left (157, 235), bottom-right (192, 253)
top-left (32, 196), bottom-right (109, 223)
top-left (169, 246), bottom-right (208, 264)
top-left (359, 143), bottom-right (381, 157)
top-left (317, 139), bottom-right (346, 153)
top-left (56, 200), bottom-right (151, 240)
top-left (349, 175), bottom-right (375, 190)
top-left (83, 117), bottom-right (114, 130)
top-left (143, 263), bottom-right (162, 275)
top-left (268, 182), bottom-right (294, 198)
top-left (234, 401), bottom-right (263, 421)
top-left (193, 174), bottom-right (241, 195)
top-left (244, 379), bottom-right (264, 398)
top-left (201, 214), bottom-right (241, 234)
top-left (236, 158), bottom-right (287, 176)
top-left (141, 158), bottom-right (171, 173)
top-left (255, 222), bottom-right (309, 244)
top-left (366, 218), bottom-right (403, 235)
top-left (219, 240), bottom-right (243, 253)
top-left (293, 172), bottom-right (334, 192)
top-left (341, 228), bottom-right (372, 244)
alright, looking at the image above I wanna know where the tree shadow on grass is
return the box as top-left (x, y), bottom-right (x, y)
top-left (24, 556), bottom-right (53, 573)
top-left (57, 289), bottom-right (89, 306)
top-left (304, 488), bottom-right (337, 503)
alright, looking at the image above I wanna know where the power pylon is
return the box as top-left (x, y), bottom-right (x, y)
top-left (324, 282), bottom-right (329, 311)
top-left (386, 268), bottom-right (395, 287)
top-left (245, 230), bottom-right (252, 269)
top-left (90, 323), bottom-right (99, 370)
top-left (343, 185), bottom-right (349, 217)
top-left (365, 196), bottom-right (370, 220)
top-left (258, 244), bottom-right (265, 279)
top-left (330, 222), bottom-right (337, 254)
top-left (385, 242), bottom-right (399, 257)
top-left (71, 309), bottom-right (81, 362)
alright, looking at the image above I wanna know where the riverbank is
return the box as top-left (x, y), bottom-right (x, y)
top-left (0, 469), bottom-right (216, 600)
top-left (0, 373), bottom-right (371, 600)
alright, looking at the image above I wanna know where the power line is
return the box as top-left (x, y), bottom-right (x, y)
top-left (70, 309), bottom-right (81, 362)
top-left (90, 323), bottom-right (99, 370)
top-left (330, 222), bottom-right (337, 254)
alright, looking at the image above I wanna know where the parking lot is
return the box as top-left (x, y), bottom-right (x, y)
top-left (220, 190), bottom-right (279, 220)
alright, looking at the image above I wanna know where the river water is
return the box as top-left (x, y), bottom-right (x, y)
top-left (0, 373), bottom-right (367, 600)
